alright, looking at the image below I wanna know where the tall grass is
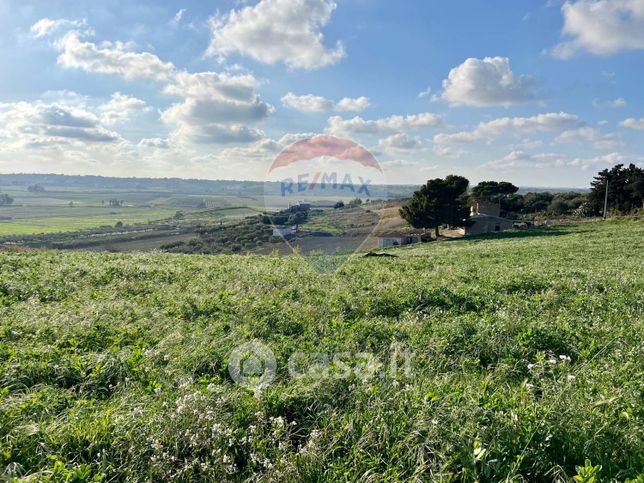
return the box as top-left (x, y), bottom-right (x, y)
top-left (0, 219), bottom-right (642, 481)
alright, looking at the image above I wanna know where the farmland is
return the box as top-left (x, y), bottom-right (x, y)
top-left (0, 218), bottom-right (642, 481)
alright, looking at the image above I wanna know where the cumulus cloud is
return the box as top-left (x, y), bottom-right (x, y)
top-left (620, 117), bottom-right (644, 130)
top-left (555, 126), bottom-right (622, 149)
top-left (0, 101), bottom-right (120, 147)
top-left (378, 133), bottom-right (422, 151)
top-left (281, 92), bottom-right (370, 112)
top-left (335, 96), bottom-right (371, 112)
top-left (161, 99), bottom-right (267, 144)
top-left (327, 113), bottom-right (443, 136)
top-left (206, 0), bottom-right (345, 70)
top-left (99, 92), bottom-right (150, 125)
top-left (31, 18), bottom-right (87, 38)
top-left (438, 57), bottom-right (540, 107)
top-left (552, 0), bottom-right (644, 59)
top-left (39, 25), bottom-right (273, 145)
top-left (434, 112), bottom-right (581, 145)
top-left (56, 31), bottom-right (175, 82)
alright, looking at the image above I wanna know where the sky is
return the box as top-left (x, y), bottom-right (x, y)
top-left (1, 0), bottom-right (644, 187)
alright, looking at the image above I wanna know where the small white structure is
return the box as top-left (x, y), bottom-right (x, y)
top-left (377, 232), bottom-right (421, 248)
top-left (273, 225), bottom-right (297, 237)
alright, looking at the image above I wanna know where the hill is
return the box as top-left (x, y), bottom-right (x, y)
top-left (0, 219), bottom-right (642, 480)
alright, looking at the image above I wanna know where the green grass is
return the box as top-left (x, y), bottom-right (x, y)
top-left (0, 219), bottom-right (642, 481)
top-left (0, 208), bottom-right (178, 235)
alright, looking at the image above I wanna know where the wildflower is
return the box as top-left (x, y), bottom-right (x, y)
top-left (548, 358), bottom-right (557, 365)
top-left (526, 383), bottom-right (534, 389)
top-left (559, 355), bottom-right (571, 363)
top-left (567, 374), bottom-right (576, 381)
top-left (527, 363), bottom-right (535, 370)
top-left (431, 419), bottom-right (438, 425)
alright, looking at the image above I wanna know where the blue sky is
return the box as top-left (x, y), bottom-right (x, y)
top-left (1, 0), bottom-right (644, 187)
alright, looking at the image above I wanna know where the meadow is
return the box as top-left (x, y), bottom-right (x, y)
top-left (0, 219), bottom-right (642, 481)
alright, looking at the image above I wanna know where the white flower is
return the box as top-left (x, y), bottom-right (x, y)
top-left (548, 358), bottom-right (557, 365)
top-left (526, 383), bottom-right (534, 389)
top-left (527, 363), bottom-right (535, 370)
top-left (559, 355), bottom-right (571, 363)
top-left (431, 419), bottom-right (438, 425)
top-left (567, 374), bottom-right (576, 381)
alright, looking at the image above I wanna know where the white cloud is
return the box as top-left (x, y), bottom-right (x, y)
top-left (206, 0), bottom-right (345, 70)
top-left (327, 113), bottom-right (443, 136)
top-left (335, 96), bottom-right (371, 112)
top-left (418, 86), bottom-right (432, 99)
top-left (138, 137), bottom-right (170, 149)
top-left (40, 26), bottom-right (274, 145)
top-left (0, 101), bottom-right (121, 148)
top-left (486, 150), bottom-right (623, 171)
top-left (438, 57), bottom-right (539, 107)
top-left (378, 133), bottom-right (422, 151)
top-left (568, 152), bottom-right (624, 169)
top-left (282, 93), bottom-right (332, 112)
top-left (31, 18), bottom-right (87, 38)
top-left (160, 99), bottom-right (267, 144)
top-left (510, 138), bottom-right (545, 150)
top-left (555, 126), bottom-right (622, 149)
top-left (281, 92), bottom-right (369, 112)
top-left (99, 92), bottom-right (150, 125)
top-left (56, 31), bottom-right (175, 82)
top-left (173, 9), bottom-right (187, 24)
top-left (620, 117), bottom-right (644, 130)
top-left (592, 97), bottom-right (627, 108)
top-left (486, 151), bottom-right (567, 170)
top-left (434, 112), bottom-right (581, 145)
top-left (552, 0), bottom-right (644, 59)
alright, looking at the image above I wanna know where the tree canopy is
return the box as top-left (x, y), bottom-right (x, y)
top-left (399, 175), bottom-right (470, 237)
top-left (588, 163), bottom-right (644, 215)
top-left (0, 194), bottom-right (14, 206)
top-left (471, 181), bottom-right (519, 201)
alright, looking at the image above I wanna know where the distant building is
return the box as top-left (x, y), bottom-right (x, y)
top-left (464, 199), bottom-right (518, 235)
top-left (377, 232), bottom-right (422, 248)
top-left (273, 225), bottom-right (297, 237)
top-left (464, 214), bottom-right (515, 235)
top-left (470, 199), bottom-right (500, 217)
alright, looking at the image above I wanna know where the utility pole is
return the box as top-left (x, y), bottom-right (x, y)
top-left (603, 178), bottom-right (609, 220)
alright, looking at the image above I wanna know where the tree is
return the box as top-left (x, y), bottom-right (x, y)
top-left (547, 192), bottom-right (587, 215)
top-left (471, 181), bottom-right (519, 202)
top-left (522, 192), bottom-right (554, 213)
top-left (588, 163), bottom-right (644, 215)
top-left (0, 194), bottom-right (14, 206)
top-left (334, 201), bottom-right (345, 209)
top-left (399, 175), bottom-right (470, 238)
top-left (27, 184), bottom-right (45, 193)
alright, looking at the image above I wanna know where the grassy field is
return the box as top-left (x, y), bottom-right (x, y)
top-left (0, 219), bottom-right (642, 481)
top-left (0, 185), bottom-right (253, 236)
top-left (0, 181), bottom-right (388, 237)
